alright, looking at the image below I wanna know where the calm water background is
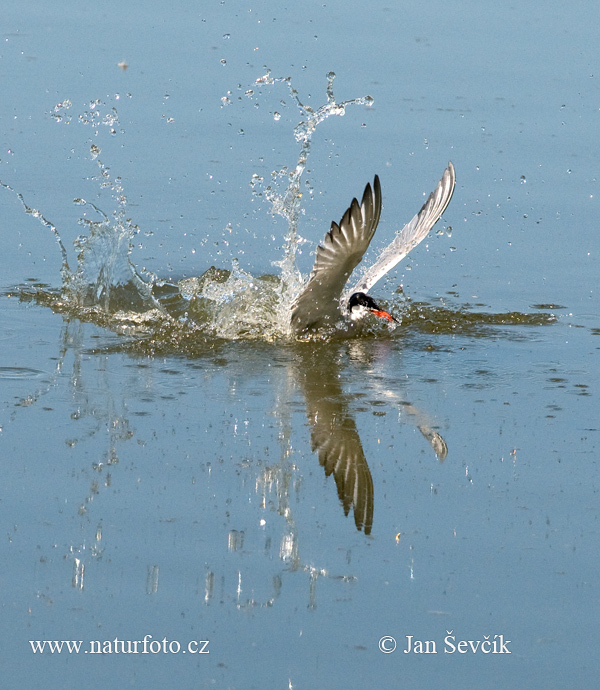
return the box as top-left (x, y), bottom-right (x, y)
top-left (1, 1), bottom-right (598, 689)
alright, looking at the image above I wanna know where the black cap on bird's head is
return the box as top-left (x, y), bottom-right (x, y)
top-left (347, 292), bottom-right (399, 324)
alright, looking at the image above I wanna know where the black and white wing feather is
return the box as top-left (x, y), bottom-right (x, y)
top-left (291, 176), bottom-right (382, 334)
top-left (347, 162), bottom-right (455, 299)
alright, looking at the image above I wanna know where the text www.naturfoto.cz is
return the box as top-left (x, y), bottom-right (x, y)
top-left (29, 636), bottom-right (210, 655)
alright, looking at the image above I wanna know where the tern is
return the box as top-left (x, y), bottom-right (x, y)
top-left (291, 162), bottom-right (455, 334)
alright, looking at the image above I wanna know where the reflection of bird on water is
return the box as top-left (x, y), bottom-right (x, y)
top-left (291, 163), bottom-right (455, 334)
top-left (346, 340), bottom-right (448, 463)
top-left (295, 341), bottom-right (449, 535)
top-left (294, 344), bottom-right (374, 534)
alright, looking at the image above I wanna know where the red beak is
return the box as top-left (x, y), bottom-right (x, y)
top-left (372, 309), bottom-right (400, 324)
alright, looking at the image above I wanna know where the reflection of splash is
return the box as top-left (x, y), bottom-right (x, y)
top-left (1, 290), bottom-right (552, 607)
top-left (9, 318), bottom-right (360, 607)
top-left (1, 318), bottom-right (134, 593)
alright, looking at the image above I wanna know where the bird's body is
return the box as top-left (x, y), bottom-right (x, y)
top-left (290, 162), bottom-right (455, 334)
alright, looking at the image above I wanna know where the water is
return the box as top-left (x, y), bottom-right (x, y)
top-left (1, 2), bottom-right (599, 689)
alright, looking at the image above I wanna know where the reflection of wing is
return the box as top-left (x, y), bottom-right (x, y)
top-left (291, 177), bottom-right (382, 334)
top-left (294, 344), bottom-right (374, 534)
top-left (417, 426), bottom-right (448, 462)
top-left (309, 412), bottom-right (374, 535)
top-left (348, 341), bottom-right (449, 462)
top-left (347, 162), bottom-right (455, 298)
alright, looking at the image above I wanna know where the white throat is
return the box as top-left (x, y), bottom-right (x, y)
top-left (349, 304), bottom-right (370, 321)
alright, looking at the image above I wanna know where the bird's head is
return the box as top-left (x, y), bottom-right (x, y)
top-left (347, 292), bottom-right (399, 324)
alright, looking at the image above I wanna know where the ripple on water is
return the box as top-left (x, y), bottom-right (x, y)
top-left (0, 366), bottom-right (48, 380)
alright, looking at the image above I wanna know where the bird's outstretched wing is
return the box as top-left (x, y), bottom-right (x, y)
top-left (291, 176), bottom-right (382, 334)
top-left (347, 162), bottom-right (455, 298)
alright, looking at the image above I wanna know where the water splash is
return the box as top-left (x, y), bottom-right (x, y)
top-left (67, 144), bottom-right (157, 314)
top-left (4, 97), bottom-right (160, 318)
top-left (253, 71), bottom-right (374, 333)
top-left (4, 78), bottom-right (375, 341)
top-left (0, 179), bottom-right (71, 284)
top-left (3, 80), bottom-right (558, 349)
top-left (159, 71), bottom-right (375, 340)
top-left (62, 108), bottom-right (158, 313)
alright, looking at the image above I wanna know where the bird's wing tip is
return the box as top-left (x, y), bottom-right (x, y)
top-left (447, 161), bottom-right (456, 183)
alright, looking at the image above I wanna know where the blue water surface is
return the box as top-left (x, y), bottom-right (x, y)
top-left (1, 1), bottom-right (599, 689)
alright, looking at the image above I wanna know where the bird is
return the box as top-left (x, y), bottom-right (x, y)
top-left (290, 162), bottom-right (455, 334)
